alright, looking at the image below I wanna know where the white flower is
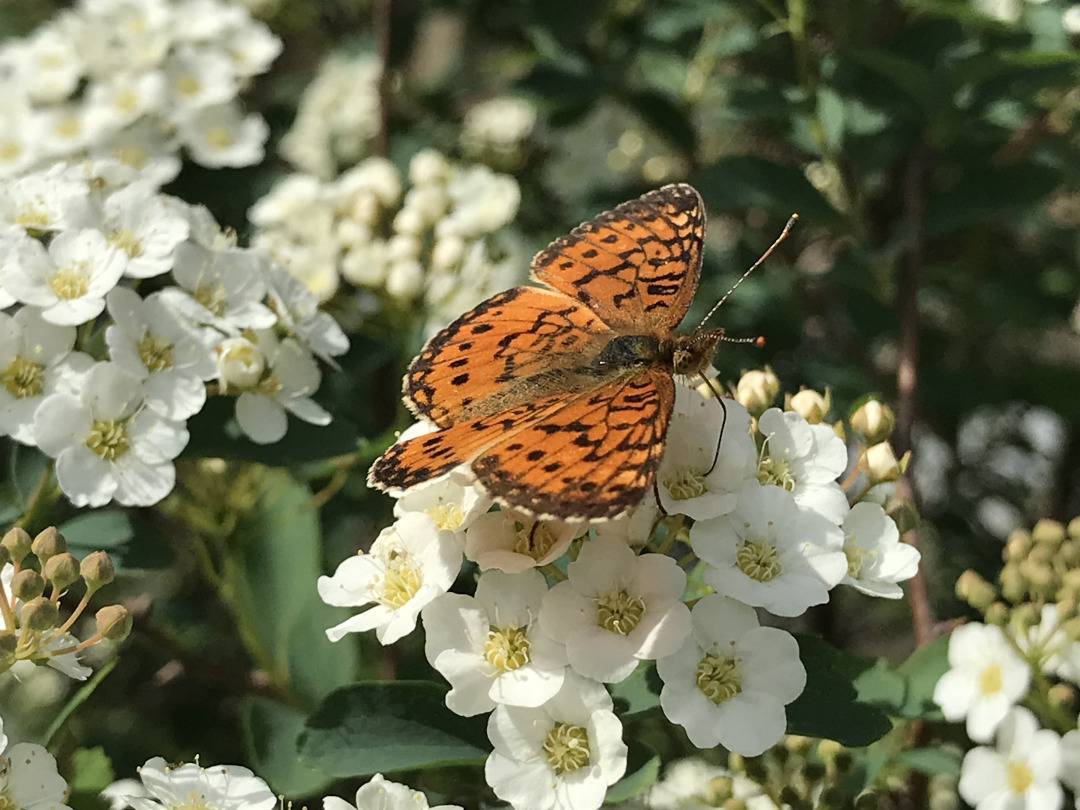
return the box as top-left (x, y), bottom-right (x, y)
top-left (105, 287), bottom-right (216, 421)
top-left (464, 509), bottom-right (584, 573)
top-left (1059, 729), bottom-right (1080, 803)
top-left (422, 569), bottom-right (567, 716)
top-left (461, 96), bottom-right (537, 156)
top-left (933, 622), bottom-right (1032, 743)
top-left (318, 512), bottom-right (462, 645)
top-left (263, 262), bottom-right (349, 362)
top-left (539, 536), bottom-right (691, 683)
top-left (33, 361), bottom-right (188, 507)
top-left (1015, 603), bottom-right (1076, 680)
top-left (179, 103), bottom-right (267, 168)
top-left (839, 501), bottom-right (921, 598)
top-left (755, 408), bottom-right (849, 524)
top-left (217, 330), bottom-right (331, 445)
top-left (593, 495), bottom-right (660, 548)
top-left (0, 165), bottom-right (93, 233)
top-left (958, 707), bottom-right (1063, 810)
top-left (645, 758), bottom-right (779, 810)
top-left (656, 594), bottom-right (806, 756)
top-left (164, 46), bottom-right (238, 111)
top-left (392, 464), bottom-right (492, 537)
top-left (88, 121), bottom-right (182, 188)
top-left (15, 29), bottom-right (83, 105)
top-left (99, 183), bottom-right (190, 278)
top-left (441, 166), bottom-right (519, 238)
top-left (324, 774), bottom-right (462, 810)
top-left (100, 779), bottom-right (147, 810)
top-left (692, 483), bottom-right (847, 617)
top-left (485, 673), bottom-right (627, 810)
top-left (1, 229), bottom-right (126, 326)
top-left (0, 739), bottom-right (72, 810)
top-left (0, 306), bottom-right (93, 444)
top-left (126, 757), bottom-right (275, 810)
top-left (655, 389), bottom-right (754, 520)
top-left (167, 242), bottom-right (275, 332)
top-left (84, 72), bottom-right (167, 131)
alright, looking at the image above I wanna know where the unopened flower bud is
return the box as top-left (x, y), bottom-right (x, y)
top-left (2, 527), bottom-right (32, 565)
top-left (11, 568), bottom-right (45, 601)
top-left (217, 336), bottom-right (265, 391)
top-left (1033, 519), bottom-right (1066, 549)
top-left (832, 420), bottom-right (846, 441)
top-left (1061, 617), bottom-right (1080, 641)
top-left (851, 399), bottom-right (895, 444)
top-left (704, 776), bottom-right (734, 804)
top-left (787, 388), bottom-right (830, 424)
top-left (1059, 540), bottom-right (1080, 568)
top-left (1048, 682), bottom-right (1076, 709)
top-left (859, 443), bottom-right (908, 483)
top-left (985, 601), bottom-right (1009, 626)
top-left (817, 739), bottom-right (843, 760)
top-left (95, 605), bottom-right (132, 641)
top-left (80, 551), bottom-right (115, 589)
top-left (1011, 602), bottom-right (1038, 630)
top-left (1068, 516), bottom-right (1080, 541)
top-left (999, 564), bottom-right (1027, 603)
top-left (956, 570), bottom-right (997, 611)
top-left (735, 367), bottom-right (779, 416)
top-left (43, 553), bottom-right (80, 591)
top-left (31, 527), bottom-right (66, 562)
top-left (21, 597), bottom-right (59, 631)
top-left (1022, 561), bottom-right (1057, 598)
top-left (721, 799), bottom-right (746, 810)
top-left (1004, 529), bottom-right (1032, 563)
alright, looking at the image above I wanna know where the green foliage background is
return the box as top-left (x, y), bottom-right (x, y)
top-left (3, 0), bottom-right (1079, 806)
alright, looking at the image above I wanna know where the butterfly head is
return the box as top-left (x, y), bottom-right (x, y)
top-left (668, 329), bottom-right (727, 376)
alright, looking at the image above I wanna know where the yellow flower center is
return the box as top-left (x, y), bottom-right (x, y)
top-left (1006, 761), bottom-right (1032, 795)
top-left (174, 75), bottom-right (200, 99)
top-left (484, 623), bottom-right (530, 671)
top-left (108, 227), bottom-right (143, 259)
top-left (110, 144), bottom-right (148, 169)
top-left (513, 520), bottom-right (559, 560)
top-left (204, 126), bottom-right (232, 149)
top-left (757, 454), bottom-right (796, 490)
top-left (542, 722), bottom-right (590, 775)
top-left (194, 283), bottom-right (228, 316)
top-left (86, 419), bottom-right (130, 460)
top-left (172, 788), bottom-right (212, 810)
top-left (113, 89), bottom-right (139, 113)
top-left (844, 535), bottom-right (871, 578)
top-left (15, 203), bottom-right (50, 229)
top-left (373, 549), bottom-right (420, 609)
top-left (696, 653), bottom-right (742, 704)
top-left (138, 333), bottom-right (174, 372)
top-left (256, 373), bottom-right (282, 397)
top-left (978, 663), bottom-right (1003, 696)
top-left (426, 503), bottom-right (464, 532)
top-left (596, 589), bottom-right (645, 636)
top-left (0, 140), bottom-right (22, 164)
top-left (736, 537), bottom-right (782, 582)
top-left (49, 263), bottom-right (89, 300)
top-left (1, 356), bottom-right (45, 399)
top-left (664, 468), bottom-right (707, 500)
top-left (54, 115), bottom-right (81, 140)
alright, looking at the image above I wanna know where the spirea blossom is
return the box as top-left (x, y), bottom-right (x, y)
top-left (325, 774), bottom-right (462, 810)
top-left (122, 757), bottom-right (275, 810)
top-left (0, 717), bottom-right (72, 810)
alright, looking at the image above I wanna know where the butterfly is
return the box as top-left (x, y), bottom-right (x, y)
top-left (369, 184), bottom-right (742, 521)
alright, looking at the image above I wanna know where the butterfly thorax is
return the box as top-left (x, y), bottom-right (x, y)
top-left (591, 330), bottom-right (724, 377)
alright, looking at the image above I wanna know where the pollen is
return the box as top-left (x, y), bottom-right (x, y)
top-left (978, 662), bottom-right (1003, 696)
top-left (736, 538), bottom-right (782, 582)
top-left (663, 467), bottom-right (707, 500)
top-left (172, 788), bottom-right (212, 810)
top-left (109, 227), bottom-right (144, 259)
top-left (427, 503), bottom-right (465, 532)
top-left (193, 282), bottom-right (228, 316)
top-left (484, 623), bottom-right (531, 671)
top-left (1006, 761), bottom-right (1032, 795)
top-left (514, 520), bottom-right (559, 560)
top-left (695, 653), bottom-right (742, 704)
top-left (372, 551), bottom-right (421, 609)
top-left (49, 263), bottom-right (89, 300)
top-left (542, 722), bottom-right (590, 775)
top-left (595, 589), bottom-right (645, 635)
top-left (138, 333), bottom-right (174, 372)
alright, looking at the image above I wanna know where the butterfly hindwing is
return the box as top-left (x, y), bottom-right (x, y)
top-left (530, 183), bottom-right (705, 337)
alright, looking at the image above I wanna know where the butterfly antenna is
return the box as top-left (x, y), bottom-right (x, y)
top-left (697, 213), bottom-right (799, 330)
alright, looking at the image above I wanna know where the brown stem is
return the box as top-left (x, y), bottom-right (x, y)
top-left (374, 0), bottom-right (391, 159)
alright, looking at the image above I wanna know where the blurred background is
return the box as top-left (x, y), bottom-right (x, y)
top-left (2, 0), bottom-right (1079, 805)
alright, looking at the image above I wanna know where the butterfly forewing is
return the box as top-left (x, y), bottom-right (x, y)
top-left (404, 286), bottom-right (613, 427)
top-left (530, 184), bottom-right (705, 337)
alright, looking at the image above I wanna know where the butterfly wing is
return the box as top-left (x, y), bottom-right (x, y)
top-left (530, 183), bottom-right (705, 337)
top-left (370, 368), bottom-right (675, 520)
top-left (472, 368), bottom-right (675, 520)
top-left (404, 285), bottom-right (613, 427)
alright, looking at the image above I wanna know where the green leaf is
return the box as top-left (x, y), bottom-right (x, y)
top-left (895, 746), bottom-right (963, 777)
top-left (241, 696), bottom-right (335, 796)
top-left (786, 636), bottom-right (894, 746)
top-left (605, 743), bottom-right (661, 804)
top-left (691, 157), bottom-right (844, 227)
top-left (299, 682), bottom-right (489, 777)
top-left (59, 511), bottom-right (134, 554)
top-left (609, 664), bottom-right (662, 716)
top-left (66, 747), bottom-right (115, 793)
top-left (623, 90), bottom-right (697, 155)
top-left (182, 398), bottom-right (359, 465)
top-left (893, 634), bottom-right (950, 720)
top-left (846, 50), bottom-right (946, 116)
top-left (924, 162), bottom-right (1060, 236)
top-left (234, 470), bottom-right (357, 706)
top-left (817, 87), bottom-right (846, 153)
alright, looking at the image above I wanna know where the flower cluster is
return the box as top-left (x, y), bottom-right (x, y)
top-left (278, 53), bottom-right (382, 180)
top-left (460, 96), bottom-right (538, 170)
top-left (0, 0), bottom-right (279, 181)
top-left (249, 149), bottom-right (525, 334)
top-left (0, 527), bottom-right (128, 681)
top-left (0, 158), bottom-right (347, 507)
top-left (320, 373), bottom-right (920, 810)
top-left (0, 713), bottom-right (71, 810)
top-left (935, 516), bottom-right (1080, 809)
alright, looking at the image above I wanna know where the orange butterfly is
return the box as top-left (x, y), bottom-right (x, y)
top-left (369, 184), bottom-right (758, 521)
